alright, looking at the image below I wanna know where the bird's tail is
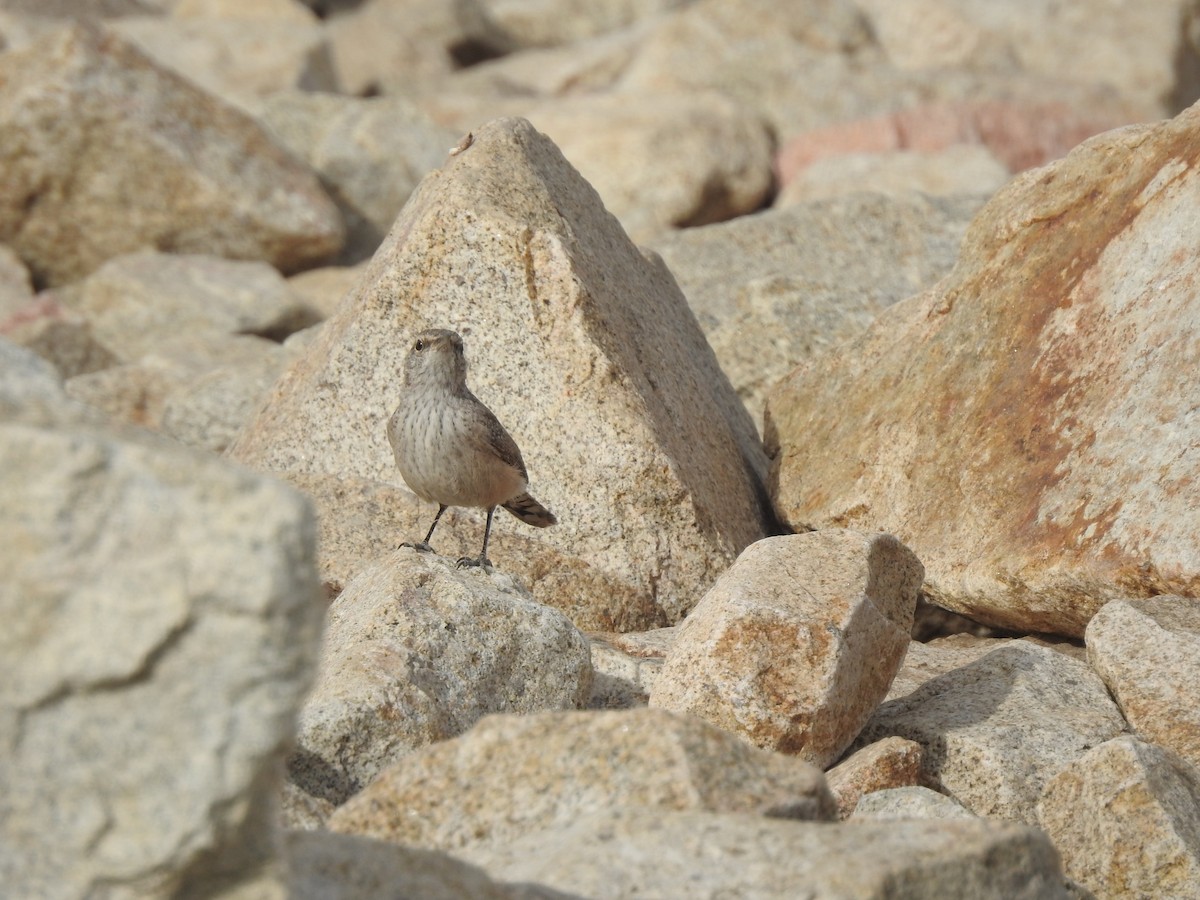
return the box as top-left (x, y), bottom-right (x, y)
top-left (502, 492), bottom-right (557, 528)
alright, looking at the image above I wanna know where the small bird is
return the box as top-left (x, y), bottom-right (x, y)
top-left (387, 328), bottom-right (556, 569)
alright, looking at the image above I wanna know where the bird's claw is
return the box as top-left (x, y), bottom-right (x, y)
top-left (400, 541), bottom-right (435, 553)
top-left (456, 555), bottom-right (493, 571)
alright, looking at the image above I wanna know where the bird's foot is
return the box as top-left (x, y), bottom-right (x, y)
top-left (456, 555), bottom-right (494, 571)
top-left (400, 541), bottom-right (435, 553)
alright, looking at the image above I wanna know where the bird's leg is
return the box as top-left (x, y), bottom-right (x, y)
top-left (457, 506), bottom-right (495, 570)
top-left (401, 504), bottom-right (445, 552)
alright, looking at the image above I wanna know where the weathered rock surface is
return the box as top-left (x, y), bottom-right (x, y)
top-left (852, 786), bottom-right (977, 821)
top-left (587, 632), bottom-right (666, 709)
top-left (0, 24), bottom-right (343, 286)
top-left (229, 116), bottom-right (771, 631)
top-left (464, 807), bottom-right (1072, 900)
top-left (526, 89), bottom-right (773, 240)
top-left (858, 642), bottom-right (1127, 823)
top-left (110, 14), bottom-right (338, 112)
top-left (286, 263), bottom-right (366, 321)
top-left (0, 294), bottom-right (119, 380)
top-left (650, 531), bottom-right (923, 767)
top-left (289, 549), bottom-right (592, 810)
top-left (61, 329), bottom-right (302, 457)
top-left (826, 736), bottom-right (924, 819)
top-left (327, 708), bottom-right (836, 853)
top-left (259, 91), bottom-right (456, 262)
top-left (54, 250), bottom-right (312, 362)
top-left (768, 100), bottom-right (1200, 638)
top-left (1038, 736), bottom-right (1200, 899)
top-left (885, 634), bottom-right (1085, 702)
top-left (648, 192), bottom-right (980, 427)
top-left (775, 98), bottom-right (1142, 183)
top-left (481, 0), bottom-right (690, 49)
top-left (854, 0), bottom-right (1200, 114)
top-left (776, 145), bottom-right (1010, 206)
top-left (1086, 595), bottom-right (1200, 771)
top-left (0, 244), bottom-right (32, 315)
top-left (0, 339), bottom-right (324, 899)
top-left (283, 830), bottom-right (564, 900)
top-left (325, 0), bottom-right (514, 97)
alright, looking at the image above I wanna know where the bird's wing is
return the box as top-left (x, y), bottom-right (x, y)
top-left (466, 396), bottom-right (529, 479)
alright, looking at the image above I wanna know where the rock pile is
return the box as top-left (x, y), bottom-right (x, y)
top-left (3, 1), bottom-right (1200, 898)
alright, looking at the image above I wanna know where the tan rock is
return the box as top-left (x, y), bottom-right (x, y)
top-left (55, 250), bottom-right (311, 363)
top-left (481, 0), bottom-right (690, 48)
top-left (826, 736), bottom-right (924, 819)
top-left (768, 101), bottom-right (1200, 638)
top-left (327, 708), bottom-right (836, 853)
top-left (173, 0), bottom-right (317, 23)
top-left (283, 830), bottom-right (557, 900)
top-left (1038, 736), bottom-right (1200, 899)
top-left (62, 329), bottom-right (292, 437)
top-left (285, 263), bottom-right (367, 322)
top-left (775, 146), bottom-right (1010, 206)
top-left (649, 531), bottom-right (923, 767)
top-left (858, 642), bottom-right (1126, 823)
top-left (0, 25), bottom-right (343, 286)
top-left (325, 0), bottom-right (514, 97)
top-left (587, 632), bottom-right (668, 709)
top-left (424, 22), bottom-right (647, 131)
top-left (0, 294), bottom-right (119, 380)
top-left (648, 192), bottom-right (980, 427)
top-left (228, 117), bottom-right (771, 631)
top-left (525, 90), bottom-right (774, 240)
top-left (852, 786), bottom-right (977, 821)
top-left (1086, 596), bottom-right (1200, 772)
top-left (258, 91), bottom-right (456, 262)
top-left (886, 633), bottom-right (1085, 702)
top-left (0, 339), bottom-right (324, 899)
top-left (290, 550), bottom-right (592, 810)
top-left (109, 14), bottom-right (338, 112)
top-left (617, 0), bottom-right (898, 142)
top-left (465, 807), bottom-right (1071, 900)
top-left (0, 244), bottom-right (33, 317)
top-left (855, 0), bottom-right (1200, 115)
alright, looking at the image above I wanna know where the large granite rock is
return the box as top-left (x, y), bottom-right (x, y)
top-left (648, 192), bottom-right (980, 427)
top-left (1038, 735), bottom-right (1200, 899)
top-left (464, 807), bottom-right (1072, 900)
top-left (768, 101), bottom-right (1200, 637)
top-left (229, 116), bottom-right (772, 631)
top-left (327, 708), bottom-right (836, 852)
top-left (650, 531), bottom-right (923, 767)
top-left (857, 642), bottom-right (1127, 824)
top-left (290, 549), bottom-right (592, 811)
top-left (0, 339), bottom-right (324, 899)
top-left (0, 24), bottom-right (343, 286)
top-left (1086, 595), bottom-right (1200, 771)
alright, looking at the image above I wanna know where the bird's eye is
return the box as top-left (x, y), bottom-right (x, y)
top-left (414, 339), bottom-right (424, 352)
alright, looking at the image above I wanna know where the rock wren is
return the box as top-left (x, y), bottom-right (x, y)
top-left (387, 328), bottom-right (556, 569)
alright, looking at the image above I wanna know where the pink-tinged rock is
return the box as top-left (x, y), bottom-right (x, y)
top-left (776, 99), bottom-right (1140, 186)
top-left (825, 736), bottom-right (924, 820)
top-left (767, 101), bottom-right (1200, 637)
top-left (649, 531), bottom-right (923, 767)
top-left (0, 25), bottom-right (343, 286)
